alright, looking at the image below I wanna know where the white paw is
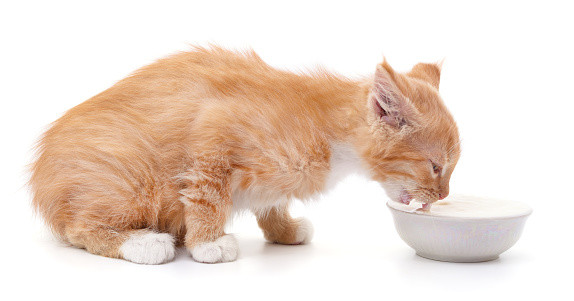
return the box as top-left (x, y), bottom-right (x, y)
top-left (294, 217), bottom-right (314, 244)
top-left (190, 235), bottom-right (239, 263)
top-left (120, 232), bottom-right (176, 265)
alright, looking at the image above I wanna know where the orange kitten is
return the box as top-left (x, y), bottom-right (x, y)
top-left (29, 46), bottom-right (460, 264)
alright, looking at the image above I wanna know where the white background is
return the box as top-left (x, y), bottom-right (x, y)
top-left (1, 1), bottom-right (572, 300)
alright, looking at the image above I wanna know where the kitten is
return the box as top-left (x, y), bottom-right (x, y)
top-left (29, 46), bottom-right (460, 264)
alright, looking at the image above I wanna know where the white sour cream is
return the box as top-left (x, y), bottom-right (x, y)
top-left (387, 194), bottom-right (532, 218)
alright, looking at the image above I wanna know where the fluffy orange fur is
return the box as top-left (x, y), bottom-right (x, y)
top-left (29, 46), bottom-right (460, 264)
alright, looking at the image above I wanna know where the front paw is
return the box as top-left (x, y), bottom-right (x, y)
top-left (266, 217), bottom-right (314, 245)
top-left (189, 234), bottom-right (239, 263)
top-left (292, 217), bottom-right (314, 245)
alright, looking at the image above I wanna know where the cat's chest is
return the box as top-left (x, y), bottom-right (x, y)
top-left (323, 143), bottom-right (369, 191)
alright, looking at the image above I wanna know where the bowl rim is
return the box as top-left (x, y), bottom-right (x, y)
top-left (386, 200), bottom-right (533, 221)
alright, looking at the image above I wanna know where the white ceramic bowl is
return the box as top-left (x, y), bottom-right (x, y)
top-left (387, 194), bottom-right (532, 263)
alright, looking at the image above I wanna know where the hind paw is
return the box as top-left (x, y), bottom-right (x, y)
top-left (120, 232), bottom-right (176, 265)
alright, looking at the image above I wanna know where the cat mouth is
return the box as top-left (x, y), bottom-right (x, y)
top-left (399, 189), bottom-right (413, 205)
top-left (398, 190), bottom-right (432, 211)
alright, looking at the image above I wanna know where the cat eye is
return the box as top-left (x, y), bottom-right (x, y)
top-left (430, 161), bottom-right (442, 175)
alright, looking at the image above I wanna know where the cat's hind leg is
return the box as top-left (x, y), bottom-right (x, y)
top-left (255, 204), bottom-right (314, 245)
top-left (65, 225), bottom-right (176, 265)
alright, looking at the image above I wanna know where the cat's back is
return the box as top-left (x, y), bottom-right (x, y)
top-left (38, 48), bottom-right (268, 147)
top-left (30, 47), bottom-right (303, 185)
top-left (125, 46), bottom-right (279, 97)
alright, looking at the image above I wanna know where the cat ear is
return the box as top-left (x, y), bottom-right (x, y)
top-left (371, 59), bottom-right (417, 128)
top-left (408, 61), bottom-right (442, 90)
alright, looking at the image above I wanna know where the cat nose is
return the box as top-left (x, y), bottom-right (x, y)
top-left (438, 185), bottom-right (449, 200)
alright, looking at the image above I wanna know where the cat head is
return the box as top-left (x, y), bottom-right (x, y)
top-left (359, 59), bottom-right (460, 206)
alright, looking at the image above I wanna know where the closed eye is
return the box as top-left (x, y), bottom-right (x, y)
top-left (430, 160), bottom-right (442, 175)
